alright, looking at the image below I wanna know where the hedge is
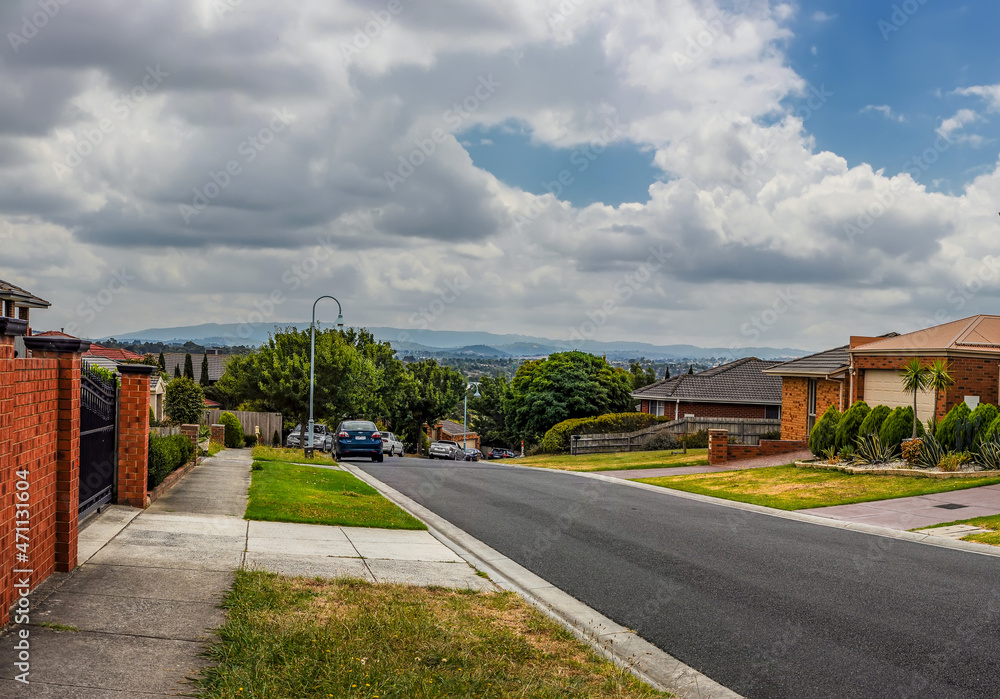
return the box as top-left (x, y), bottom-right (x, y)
top-left (220, 412), bottom-right (245, 449)
top-left (148, 434), bottom-right (196, 487)
top-left (809, 405), bottom-right (841, 456)
top-left (936, 402), bottom-right (971, 452)
top-left (541, 412), bottom-right (675, 453)
top-left (835, 400), bottom-right (870, 450)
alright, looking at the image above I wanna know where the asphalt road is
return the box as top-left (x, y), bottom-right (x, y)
top-left (356, 457), bottom-right (1000, 699)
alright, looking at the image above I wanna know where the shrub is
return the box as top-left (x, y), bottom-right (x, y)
top-left (541, 412), bottom-right (674, 453)
top-left (681, 429), bottom-right (709, 449)
top-left (244, 434), bottom-right (258, 448)
top-left (148, 434), bottom-right (196, 487)
top-left (165, 377), bottom-right (205, 425)
top-left (986, 415), bottom-right (1000, 442)
top-left (835, 400), bottom-right (870, 450)
top-left (970, 403), bottom-right (999, 442)
top-left (938, 453), bottom-right (968, 473)
top-left (760, 429), bottom-right (782, 441)
top-left (936, 402), bottom-right (971, 451)
top-left (858, 404), bottom-right (892, 440)
top-left (809, 405), bottom-right (841, 456)
top-left (272, 430), bottom-right (280, 447)
top-left (901, 438), bottom-right (922, 465)
top-left (644, 432), bottom-right (681, 452)
top-left (917, 434), bottom-right (946, 469)
top-left (220, 412), bottom-right (245, 449)
top-left (879, 406), bottom-right (923, 452)
top-left (149, 406), bottom-right (156, 425)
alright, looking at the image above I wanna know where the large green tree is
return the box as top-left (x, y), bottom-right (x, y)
top-left (200, 352), bottom-right (211, 386)
top-left (393, 359), bottom-right (465, 448)
top-left (164, 377), bottom-right (205, 425)
top-left (504, 351), bottom-right (634, 444)
top-left (468, 374), bottom-right (514, 447)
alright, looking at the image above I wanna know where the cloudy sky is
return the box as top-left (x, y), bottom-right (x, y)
top-left (2, 0), bottom-right (1000, 352)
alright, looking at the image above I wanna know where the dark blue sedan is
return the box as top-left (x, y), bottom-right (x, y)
top-left (334, 420), bottom-right (383, 462)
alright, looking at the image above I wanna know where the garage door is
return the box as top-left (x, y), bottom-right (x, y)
top-left (863, 370), bottom-right (936, 422)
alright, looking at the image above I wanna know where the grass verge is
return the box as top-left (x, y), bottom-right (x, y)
top-left (915, 514), bottom-right (1000, 546)
top-left (196, 570), bottom-right (669, 699)
top-left (245, 461), bottom-right (425, 530)
top-left (638, 465), bottom-right (1000, 510)
top-left (207, 442), bottom-right (224, 457)
top-left (516, 449), bottom-right (709, 472)
top-left (252, 445), bottom-right (337, 466)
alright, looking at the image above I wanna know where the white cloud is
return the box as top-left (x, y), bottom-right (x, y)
top-left (936, 108), bottom-right (984, 145)
top-left (811, 11), bottom-right (837, 22)
top-left (954, 84), bottom-right (1000, 112)
top-left (861, 104), bottom-right (905, 122)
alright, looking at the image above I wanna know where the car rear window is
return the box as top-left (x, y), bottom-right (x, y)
top-left (342, 421), bottom-right (377, 431)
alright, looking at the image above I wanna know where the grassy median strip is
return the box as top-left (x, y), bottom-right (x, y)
top-left (196, 570), bottom-right (669, 699)
top-left (917, 514), bottom-right (1000, 546)
top-left (252, 445), bottom-right (338, 466)
top-left (638, 465), bottom-right (1000, 510)
top-left (517, 449), bottom-right (708, 472)
top-left (245, 461), bottom-right (425, 530)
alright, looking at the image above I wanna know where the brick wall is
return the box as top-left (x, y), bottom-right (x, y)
top-left (780, 377), bottom-right (844, 441)
top-left (640, 400), bottom-right (774, 420)
top-left (117, 367), bottom-right (153, 508)
top-left (851, 354), bottom-right (1000, 420)
top-left (709, 428), bottom-right (807, 465)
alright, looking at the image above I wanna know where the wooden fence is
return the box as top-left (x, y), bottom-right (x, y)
top-left (151, 425), bottom-right (184, 437)
top-left (203, 409), bottom-right (283, 444)
top-left (570, 417), bottom-right (781, 455)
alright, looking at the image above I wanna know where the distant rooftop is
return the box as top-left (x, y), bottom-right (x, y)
top-left (764, 345), bottom-right (850, 379)
top-left (632, 357), bottom-right (782, 405)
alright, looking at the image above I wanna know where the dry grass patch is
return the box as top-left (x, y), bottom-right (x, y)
top-left (196, 570), bottom-right (669, 699)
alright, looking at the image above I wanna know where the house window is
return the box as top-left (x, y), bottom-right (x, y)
top-left (765, 405), bottom-right (780, 420)
top-left (807, 379), bottom-right (818, 433)
top-left (654, 401), bottom-right (665, 417)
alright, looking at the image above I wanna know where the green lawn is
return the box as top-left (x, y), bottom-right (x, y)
top-left (916, 514), bottom-right (1000, 546)
top-left (638, 465), bottom-right (1000, 510)
top-left (251, 445), bottom-right (337, 466)
top-left (245, 461), bottom-right (425, 530)
top-left (516, 449), bottom-right (709, 472)
top-left (196, 570), bottom-right (669, 699)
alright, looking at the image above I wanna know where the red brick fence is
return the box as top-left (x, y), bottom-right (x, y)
top-left (708, 428), bottom-right (807, 465)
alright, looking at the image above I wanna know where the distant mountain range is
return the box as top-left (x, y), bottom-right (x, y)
top-left (101, 322), bottom-right (808, 361)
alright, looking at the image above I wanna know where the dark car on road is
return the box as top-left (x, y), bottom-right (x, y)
top-left (334, 420), bottom-right (383, 462)
top-left (488, 448), bottom-right (516, 459)
top-left (463, 448), bottom-right (482, 462)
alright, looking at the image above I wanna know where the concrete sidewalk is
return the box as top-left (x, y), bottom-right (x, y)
top-left (801, 483), bottom-right (1000, 530)
top-left (0, 449), bottom-right (491, 696)
top-left (599, 449), bottom-right (814, 480)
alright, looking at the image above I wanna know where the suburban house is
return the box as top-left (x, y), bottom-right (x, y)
top-left (425, 419), bottom-right (481, 450)
top-left (164, 350), bottom-right (233, 384)
top-left (0, 278), bottom-right (50, 329)
top-left (86, 343), bottom-right (145, 362)
top-left (632, 357), bottom-right (783, 420)
top-left (768, 316), bottom-right (1000, 441)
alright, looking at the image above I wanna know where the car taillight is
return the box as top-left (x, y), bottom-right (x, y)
top-left (338, 431), bottom-right (349, 438)
top-left (372, 432), bottom-right (381, 440)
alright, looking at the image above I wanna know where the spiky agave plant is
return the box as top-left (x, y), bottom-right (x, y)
top-left (855, 433), bottom-right (897, 465)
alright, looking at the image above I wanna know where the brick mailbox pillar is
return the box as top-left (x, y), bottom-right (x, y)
top-left (708, 429), bottom-right (729, 465)
top-left (117, 364), bottom-right (155, 508)
top-left (210, 423), bottom-right (225, 445)
top-left (23, 335), bottom-right (92, 573)
top-left (181, 424), bottom-right (200, 456)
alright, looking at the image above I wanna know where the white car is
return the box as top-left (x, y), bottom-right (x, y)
top-left (381, 431), bottom-right (404, 457)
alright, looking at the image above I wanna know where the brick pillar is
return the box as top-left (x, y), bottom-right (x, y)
top-left (211, 423), bottom-right (225, 445)
top-left (23, 335), bottom-right (91, 574)
top-left (708, 429), bottom-right (728, 465)
top-left (0, 335), bottom-right (15, 625)
top-left (181, 424), bottom-right (200, 456)
top-left (117, 365), bottom-right (155, 508)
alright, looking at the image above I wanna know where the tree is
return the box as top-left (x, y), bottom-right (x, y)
top-left (183, 353), bottom-right (194, 379)
top-left (158, 352), bottom-right (166, 371)
top-left (394, 359), bottom-right (466, 449)
top-left (468, 374), bottom-right (514, 447)
top-left (899, 358), bottom-right (930, 438)
top-left (164, 377), bottom-right (205, 425)
top-left (687, 365), bottom-right (694, 375)
top-left (629, 362), bottom-right (657, 391)
top-left (926, 359), bottom-right (955, 425)
top-left (200, 353), bottom-right (210, 386)
top-left (504, 351), bottom-right (634, 444)
top-left (173, 364), bottom-right (181, 379)
top-left (664, 365), bottom-right (671, 379)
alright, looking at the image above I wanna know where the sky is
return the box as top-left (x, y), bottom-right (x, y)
top-left (2, 0), bottom-right (1000, 353)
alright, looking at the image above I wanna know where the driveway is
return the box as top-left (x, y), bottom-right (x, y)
top-left (361, 457), bottom-right (1000, 699)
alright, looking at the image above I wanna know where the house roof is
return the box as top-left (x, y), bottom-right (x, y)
top-left (848, 315), bottom-right (1000, 355)
top-left (35, 330), bottom-right (78, 338)
top-left (631, 357), bottom-right (783, 405)
top-left (763, 345), bottom-right (850, 379)
top-left (164, 353), bottom-right (234, 382)
top-left (86, 344), bottom-right (145, 361)
top-left (0, 279), bottom-right (50, 308)
top-left (437, 419), bottom-right (478, 437)
top-left (83, 356), bottom-right (165, 393)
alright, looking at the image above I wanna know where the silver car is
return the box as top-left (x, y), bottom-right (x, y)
top-left (428, 440), bottom-right (463, 459)
top-left (381, 431), bottom-right (404, 457)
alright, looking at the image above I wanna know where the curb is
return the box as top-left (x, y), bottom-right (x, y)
top-left (498, 461), bottom-right (1000, 560)
top-left (343, 463), bottom-right (742, 699)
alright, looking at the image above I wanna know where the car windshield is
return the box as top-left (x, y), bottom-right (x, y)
top-left (342, 421), bottom-right (376, 431)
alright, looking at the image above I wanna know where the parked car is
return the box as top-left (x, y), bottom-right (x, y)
top-left (286, 424), bottom-right (332, 451)
top-left (428, 439), bottom-right (463, 460)
top-left (463, 448), bottom-right (482, 462)
top-left (334, 420), bottom-right (383, 462)
top-left (488, 448), bottom-right (516, 459)
top-left (380, 431), bottom-right (404, 457)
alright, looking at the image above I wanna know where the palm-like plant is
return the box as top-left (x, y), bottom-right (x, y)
top-left (926, 359), bottom-right (955, 422)
top-left (899, 358), bottom-right (930, 439)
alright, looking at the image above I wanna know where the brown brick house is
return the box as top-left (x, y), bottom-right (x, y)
top-left (425, 419), bottom-right (481, 450)
top-left (633, 357), bottom-right (782, 421)
top-left (768, 316), bottom-right (1000, 441)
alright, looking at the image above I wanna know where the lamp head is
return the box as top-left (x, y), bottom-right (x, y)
top-left (336, 313), bottom-right (344, 328)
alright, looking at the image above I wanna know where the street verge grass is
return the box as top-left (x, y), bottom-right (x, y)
top-left (915, 514), bottom-right (1000, 546)
top-left (207, 442), bottom-right (223, 457)
top-left (196, 570), bottom-right (670, 699)
top-left (252, 444), bottom-right (337, 466)
top-left (516, 449), bottom-right (709, 472)
top-left (245, 461), bottom-right (425, 530)
top-left (638, 465), bottom-right (1000, 510)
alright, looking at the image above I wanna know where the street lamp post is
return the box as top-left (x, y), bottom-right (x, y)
top-left (306, 296), bottom-right (344, 457)
top-left (463, 382), bottom-right (481, 451)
